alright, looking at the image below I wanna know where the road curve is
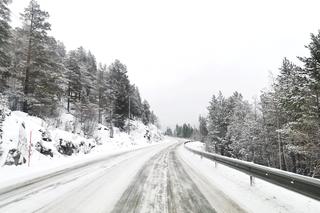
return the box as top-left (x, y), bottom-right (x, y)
top-left (0, 139), bottom-right (246, 213)
top-left (111, 143), bottom-right (215, 213)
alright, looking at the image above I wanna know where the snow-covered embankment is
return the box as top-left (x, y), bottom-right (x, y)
top-left (0, 107), bottom-right (163, 185)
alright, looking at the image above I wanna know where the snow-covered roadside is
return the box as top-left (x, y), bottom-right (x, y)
top-left (181, 142), bottom-right (320, 213)
top-left (185, 141), bottom-right (205, 151)
top-left (0, 138), bottom-right (177, 213)
top-left (0, 139), bottom-right (169, 190)
top-left (0, 110), bottom-right (164, 188)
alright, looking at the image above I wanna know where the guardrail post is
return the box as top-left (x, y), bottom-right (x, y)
top-left (250, 175), bottom-right (255, 186)
top-left (214, 161), bottom-right (217, 168)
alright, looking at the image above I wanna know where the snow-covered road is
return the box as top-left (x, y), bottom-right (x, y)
top-left (0, 138), bottom-right (245, 213)
top-left (1, 138), bottom-right (319, 213)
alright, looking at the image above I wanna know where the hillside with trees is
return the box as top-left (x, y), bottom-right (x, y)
top-left (197, 31), bottom-right (320, 178)
top-left (0, 0), bottom-right (159, 138)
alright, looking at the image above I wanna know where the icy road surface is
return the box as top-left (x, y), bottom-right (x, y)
top-left (0, 138), bottom-right (245, 213)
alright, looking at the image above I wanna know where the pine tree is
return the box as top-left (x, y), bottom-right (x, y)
top-left (5, 28), bottom-right (26, 110)
top-left (198, 115), bottom-right (208, 142)
top-left (129, 85), bottom-right (143, 119)
top-left (21, 0), bottom-right (51, 112)
top-left (207, 91), bottom-right (229, 154)
top-left (226, 94), bottom-right (262, 161)
top-left (299, 31), bottom-right (320, 125)
top-left (260, 90), bottom-right (284, 168)
top-left (0, 0), bottom-right (12, 92)
top-left (19, 0), bottom-right (65, 117)
top-left (164, 127), bottom-right (173, 136)
top-left (34, 37), bottom-right (66, 117)
top-left (141, 100), bottom-right (151, 125)
top-left (106, 59), bottom-right (131, 129)
top-left (273, 58), bottom-right (310, 172)
top-left (293, 31), bottom-right (320, 175)
top-left (150, 111), bottom-right (159, 127)
top-left (97, 63), bottom-right (107, 124)
top-left (64, 47), bottom-right (99, 136)
top-left (65, 50), bottom-right (81, 112)
top-left (174, 124), bottom-right (182, 137)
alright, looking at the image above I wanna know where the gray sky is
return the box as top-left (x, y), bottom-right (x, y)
top-left (9, 0), bottom-right (320, 129)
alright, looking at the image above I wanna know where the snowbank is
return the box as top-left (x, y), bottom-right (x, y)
top-left (185, 141), bottom-right (205, 151)
top-left (0, 110), bottom-right (163, 171)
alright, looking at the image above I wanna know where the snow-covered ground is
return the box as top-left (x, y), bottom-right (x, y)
top-left (0, 140), bottom-right (176, 213)
top-left (182, 141), bottom-right (320, 213)
top-left (1, 137), bottom-right (319, 212)
top-left (0, 109), bottom-right (163, 187)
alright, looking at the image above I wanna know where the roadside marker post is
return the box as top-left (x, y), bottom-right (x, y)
top-left (250, 175), bottom-right (255, 186)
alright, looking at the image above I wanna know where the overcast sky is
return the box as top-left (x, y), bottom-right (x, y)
top-left (9, 0), bottom-right (320, 129)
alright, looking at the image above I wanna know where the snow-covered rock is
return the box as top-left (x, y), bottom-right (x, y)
top-left (0, 109), bottom-right (163, 167)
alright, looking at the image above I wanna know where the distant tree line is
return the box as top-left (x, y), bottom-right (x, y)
top-left (197, 31), bottom-right (320, 178)
top-left (0, 0), bottom-right (159, 137)
top-left (165, 123), bottom-right (199, 139)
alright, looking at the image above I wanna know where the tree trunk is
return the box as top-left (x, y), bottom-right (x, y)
top-left (279, 138), bottom-right (287, 171)
top-left (251, 145), bottom-right (255, 163)
top-left (23, 6), bottom-right (34, 113)
top-left (290, 152), bottom-right (297, 173)
top-left (98, 88), bottom-right (102, 124)
top-left (109, 106), bottom-right (114, 138)
top-left (214, 142), bottom-right (218, 153)
top-left (220, 143), bottom-right (225, 156)
top-left (67, 88), bottom-right (70, 112)
top-left (67, 70), bottom-right (71, 112)
top-left (23, 42), bottom-right (32, 113)
top-left (277, 131), bottom-right (282, 169)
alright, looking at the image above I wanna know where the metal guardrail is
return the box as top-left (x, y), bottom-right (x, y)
top-left (184, 141), bottom-right (320, 201)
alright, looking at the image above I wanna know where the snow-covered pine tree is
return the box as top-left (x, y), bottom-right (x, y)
top-left (141, 100), bottom-right (151, 125)
top-left (19, 0), bottom-right (65, 117)
top-left (5, 28), bottom-right (26, 110)
top-left (174, 124), bottom-right (182, 137)
top-left (150, 111), bottom-right (159, 127)
top-left (173, 123), bottom-right (194, 138)
top-left (276, 59), bottom-right (303, 120)
top-left (65, 50), bottom-right (81, 112)
top-left (198, 115), bottom-right (208, 142)
top-left (299, 31), bottom-right (320, 125)
top-left (129, 85), bottom-right (143, 119)
top-left (97, 63), bottom-right (107, 124)
top-left (207, 91), bottom-right (229, 154)
top-left (0, 0), bottom-right (12, 92)
top-left (226, 94), bottom-right (264, 162)
top-left (164, 127), bottom-right (173, 136)
top-left (65, 47), bottom-right (99, 136)
top-left (77, 48), bottom-right (98, 136)
top-left (33, 37), bottom-right (66, 117)
top-left (106, 60), bottom-right (131, 129)
top-left (260, 88), bottom-right (288, 170)
top-left (273, 58), bottom-right (310, 173)
top-left (295, 32), bottom-right (320, 176)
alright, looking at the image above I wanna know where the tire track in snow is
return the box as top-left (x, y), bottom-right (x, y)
top-left (111, 143), bottom-right (216, 213)
top-left (176, 146), bottom-right (247, 213)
